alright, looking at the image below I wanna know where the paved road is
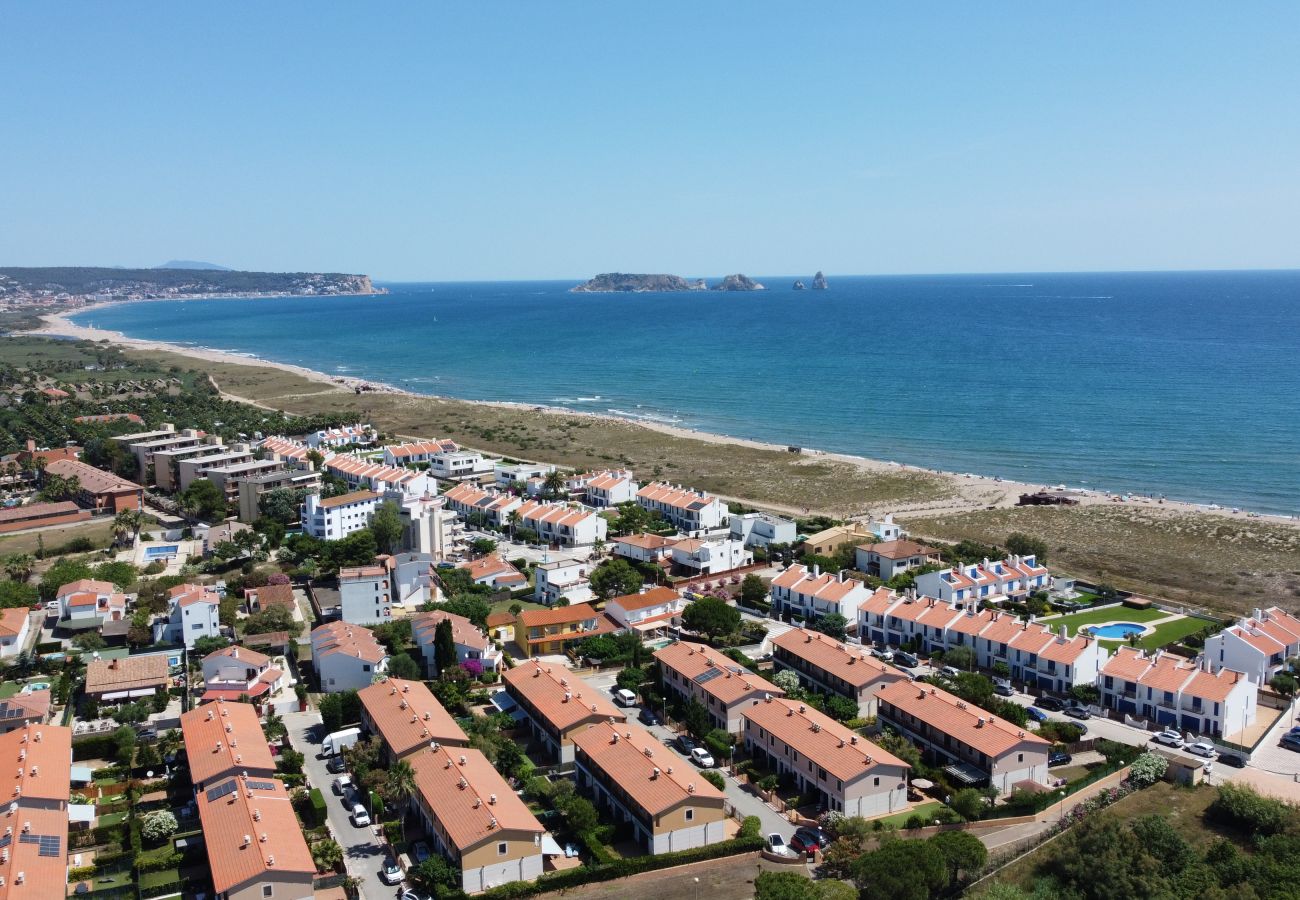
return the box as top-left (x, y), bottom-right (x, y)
top-left (284, 709), bottom-right (397, 900)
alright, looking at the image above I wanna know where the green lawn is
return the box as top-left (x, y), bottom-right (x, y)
top-left (96, 810), bottom-right (128, 827)
top-left (138, 867), bottom-right (181, 890)
top-left (0, 682), bottom-right (21, 699)
top-left (1039, 604), bottom-right (1170, 636)
top-left (875, 800), bottom-right (945, 828)
top-left (491, 597), bottom-right (547, 615)
top-left (1099, 616), bottom-right (1215, 653)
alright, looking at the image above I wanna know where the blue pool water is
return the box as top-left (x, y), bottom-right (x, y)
top-left (1089, 622), bottom-right (1146, 639)
top-left (144, 545), bottom-right (179, 559)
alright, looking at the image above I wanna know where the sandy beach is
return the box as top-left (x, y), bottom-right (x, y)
top-left (25, 305), bottom-right (1299, 530)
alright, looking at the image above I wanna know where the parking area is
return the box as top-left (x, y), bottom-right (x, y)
top-left (1242, 698), bottom-right (1300, 777)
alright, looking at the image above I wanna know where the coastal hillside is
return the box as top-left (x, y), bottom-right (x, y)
top-left (0, 266), bottom-right (377, 301)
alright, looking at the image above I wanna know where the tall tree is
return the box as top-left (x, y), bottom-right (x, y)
top-left (383, 759), bottom-right (418, 840)
top-left (370, 500), bottom-right (404, 555)
top-left (681, 596), bottom-right (741, 641)
top-left (434, 618), bottom-right (458, 676)
top-left (589, 558), bottom-right (644, 599)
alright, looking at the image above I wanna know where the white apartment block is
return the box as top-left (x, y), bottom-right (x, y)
top-left (442, 483), bottom-right (523, 528)
top-left (306, 423), bottom-right (376, 449)
top-left (155, 583), bottom-right (221, 649)
top-left (567, 470), bottom-right (638, 507)
top-left (324, 452), bottom-right (433, 497)
top-left (914, 555), bottom-right (1050, 605)
top-left (1204, 607), bottom-right (1300, 685)
top-left (515, 500), bottom-right (607, 547)
top-left (670, 536), bottom-right (751, 575)
top-left (769, 564), bottom-right (873, 622)
top-left (495, 461), bottom-right (554, 488)
top-left (729, 511), bottom-right (797, 548)
top-left (532, 560), bottom-right (594, 606)
top-left (311, 622), bottom-right (388, 692)
top-left (604, 586), bottom-right (686, 632)
top-left (1100, 647), bottom-right (1257, 738)
top-left (636, 482), bottom-right (730, 533)
top-left (382, 438), bottom-right (460, 467)
top-left (301, 489), bottom-right (380, 540)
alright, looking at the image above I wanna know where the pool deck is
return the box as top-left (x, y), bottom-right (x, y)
top-left (124, 538), bottom-right (197, 575)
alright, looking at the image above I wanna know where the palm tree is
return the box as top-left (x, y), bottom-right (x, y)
top-left (3, 553), bottom-right (35, 583)
top-left (506, 510), bottom-right (521, 541)
top-left (382, 760), bottom-right (418, 841)
top-left (542, 470), bottom-right (566, 500)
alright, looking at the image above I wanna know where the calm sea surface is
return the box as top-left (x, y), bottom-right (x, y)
top-left (72, 272), bottom-right (1300, 514)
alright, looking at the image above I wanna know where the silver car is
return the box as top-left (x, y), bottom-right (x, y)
top-left (1151, 729), bottom-right (1184, 748)
top-left (1186, 741), bottom-right (1217, 758)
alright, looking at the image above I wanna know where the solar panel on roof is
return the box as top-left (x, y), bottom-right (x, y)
top-left (0, 833), bottom-right (10, 848)
top-left (694, 668), bottom-right (722, 685)
top-left (245, 780), bottom-right (277, 791)
top-left (205, 780), bottom-right (238, 802)
top-left (18, 832), bottom-right (61, 857)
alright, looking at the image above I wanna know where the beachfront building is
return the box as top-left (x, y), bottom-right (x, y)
top-left (198, 645), bottom-right (286, 704)
top-left (604, 586), bottom-right (686, 634)
top-left (1006, 623), bottom-right (1108, 694)
top-left (409, 746), bottom-right (547, 894)
top-left (0, 724), bottom-right (74, 899)
top-left (153, 583), bottom-right (221, 649)
top-left (802, 517), bottom-right (905, 558)
top-left (568, 469), bottom-right (638, 507)
top-left (306, 423), bottom-right (376, 449)
top-left (118, 426), bottom-right (205, 477)
top-left (532, 559), bottom-right (594, 606)
top-left (175, 447), bottom-right (254, 492)
top-left (729, 511), bottom-right (797, 549)
top-left (514, 500), bottom-right (607, 547)
top-left (1204, 607), bottom-right (1300, 685)
top-left (195, 774), bottom-right (315, 900)
top-left (573, 720), bottom-right (727, 853)
top-left (40, 458), bottom-right (143, 512)
top-left (854, 539), bottom-right (942, 581)
top-left (769, 564), bottom-right (873, 623)
top-left (1098, 647), bottom-right (1257, 736)
top-left (458, 555), bottom-right (527, 589)
top-left (202, 459), bottom-right (287, 504)
top-left (301, 489), bottom-right (380, 540)
top-left (324, 452), bottom-right (432, 497)
top-left (84, 655), bottom-right (170, 703)
top-left (382, 438), bottom-right (461, 468)
top-left (876, 681), bottom-right (1052, 793)
top-left (513, 603), bottom-right (615, 657)
top-left (310, 622), bottom-right (388, 692)
top-left (742, 696), bottom-right (910, 818)
top-left (411, 609), bottom-right (502, 675)
top-left (57, 578), bottom-right (128, 629)
top-left (494, 461), bottom-right (554, 489)
top-left (503, 660), bottom-right (625, 763)
top-left (443, 483), bottom-right (523, 528)
top-left (771, 628), bottom-right (908, 716)
top-left (654, 641), bottom-right (784, 734)
top-left (914, 555), bottom-right (1050, 605)
top-left (258, 435), bottom-right (314, 466)
top-left (669, 536), bottom-right (751, 576)
top-left (636, 482), bottom-right (730, 533)
top-left (358, 677), bottom-right (467, 762)
top-left (235, 467), bottom-right (322, 523)
top-left (0, 607), bottom-right (32, 658)
top-left (180, 700), bottom-right (277, 790)
top-left (612, 533), bottom-right (678, 566)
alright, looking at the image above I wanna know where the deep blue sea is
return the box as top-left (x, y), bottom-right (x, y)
top-left (72, 272), bottom-right (1300, 515)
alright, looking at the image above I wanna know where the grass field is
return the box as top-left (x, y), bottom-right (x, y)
top-left (1040, 605), bottom-right (1170, 633)
top-left (905, 504), bottom-right (1300, 616)
top-left (0, 517), bottom-right (116, 556)
top-left (0, 682), bottom-right (21, 699)
top-left (875, 800), bottom-right (945, 828)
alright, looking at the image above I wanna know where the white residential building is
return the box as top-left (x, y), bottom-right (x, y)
top-left (311, 622), bottom-right (388, 692)
top-left (612, 533), bottom-right (678, 565)
top-left (1204, 607), bottom-right (1300, 685)
top-left (1099, 647), bottom-right (1258, 738)
top-left (669, 536), bottom-right (751, 575)
top-left (495, 461), bottom-right (554, 488)
top-left (458, 555), bottom-right (527, 589)
top-left (568, 470), bottom-right (638, 507)
top-left (442, 483), bottom-right (523, 528)
top-left (0, 608), bottom-right (31, 658)
top-left (515, 500), bottom-right (607, 547)
top-left (853, 539), bottom-right (942, 581)
top-left (636, 482), bottom-right (730, 533)
top-left (324, 452), bottom-right (433, 497)
top-left (604, 586), bottom-right (686, 632)
top-left (301, 489), bottom-right (380, 540)
top-left (769, 564), bottom-right (873, 622)
top-left (258, 435), bottom-right (314, 466)
top-left (306, 423), bottom-right (376, 449)
top-left (57, 578), bottom-right (128, 627)
top-left (914, 555), bottom-right (1050, 605)
top-left (199, 645), bottom-right (286, 703)
top-left (411, 609), bottom-right (502, 674)
top-left (729, 511), bottom-right (797, 549)
top-left (154, 583), bottom-right (221, 649)
top-left (382, 438), bottom-right (460, 467)
top-left (395, 490), bottom-right (455, 559)
top-left (532, 559), bottom-right (594, 606)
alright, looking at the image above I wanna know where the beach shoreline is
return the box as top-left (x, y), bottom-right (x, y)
top-left (23, 305), bottom-right (1299, 528)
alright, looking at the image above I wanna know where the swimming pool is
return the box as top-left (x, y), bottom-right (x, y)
top-left (22, 682), bottom-right (50, 693)
top-left (1088, 622), bottom-right (1147, 639)
top-left (144, 545), bottom-right (179, 560)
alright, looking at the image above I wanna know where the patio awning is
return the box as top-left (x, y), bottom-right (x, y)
top-left (943, 762), bottom-right (988, 785)
top-left (69, 804), bottom-right (96, 824)
top-left (70, 766), bottom-right (94, 785)
top-left (540, 834), bottom-right (564, 856)
top-left (101, 688), bottom-right (157, 700)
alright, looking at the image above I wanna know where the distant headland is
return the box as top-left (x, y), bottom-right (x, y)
top-left (570, 272), bottom-right (768, 292)
top-left (0, 266), bottom-right (381, 304)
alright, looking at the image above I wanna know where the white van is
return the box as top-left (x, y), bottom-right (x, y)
top-left (613, 688), bottom-right (638, 707)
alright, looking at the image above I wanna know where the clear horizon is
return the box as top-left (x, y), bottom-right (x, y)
top-left (3, 3), bottom-right (1297, 280)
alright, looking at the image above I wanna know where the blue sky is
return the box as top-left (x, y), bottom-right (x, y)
top-left (2, 3), bottom-right (1297, 280)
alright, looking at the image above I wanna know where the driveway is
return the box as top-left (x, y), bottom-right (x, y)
top-left (283, 709), bottom-right (395, 900)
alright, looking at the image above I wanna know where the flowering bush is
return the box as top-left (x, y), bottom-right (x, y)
top-left (141, 810), bottom-right (178, 843)
top-left (462, 658), bottom-right (484, 677)
top-left (1127, 752), bottom-right (1168, 787)
top-left (818, 809), bottom-right (846, 836)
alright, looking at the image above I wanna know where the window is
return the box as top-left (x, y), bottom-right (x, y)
top-left (873, 776), bottom-right (880, 787)
top-left (263, 886), bottom-right (274, 898)
top-left (498, 842), bottom-right (508, 855)
top-left (685, 809), bottom-right (694, 821)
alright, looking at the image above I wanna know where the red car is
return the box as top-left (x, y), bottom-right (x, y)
top-left (789, 826), bottom-right (831, 854)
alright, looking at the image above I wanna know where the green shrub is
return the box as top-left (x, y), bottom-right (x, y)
top-left (1127, 752), bottom-right (1168, 788)
top-left (135, 850), bottom-right (181, 873)
top-left (739, 815), bottom-right (762, 839)
top-left (308, 788), bottom-right (327, 827)
top-left (69, 864), bottom-right (97, 881)
top-left (904, 814), bottom-right (926, 830)
top-left (701, 769), bottom-right (726, 791)
top-left (1207, 782), bottom-right (1298, 836)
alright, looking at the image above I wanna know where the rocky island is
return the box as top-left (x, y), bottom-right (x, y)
top-left (812, 270), bottom-right (828, 290)
top-left (793, 280), bottom-right (806, 290)
top-left (712, 273), bottom-right (765, 291)
top-left (570, 273), bottom-right (707, 293)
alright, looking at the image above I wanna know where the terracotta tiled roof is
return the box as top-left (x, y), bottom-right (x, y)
top-left (459, 555), bottom-right (526, 585)
top-left (311, 621), bottom-right (387, 664)
top-left (57, 578), bottom-right (116, 598)
top-left (196, 775), bottom-right (315, 893)
top-left (412, 609), bottom-right (490, 652)
top-left (246, 582), bottom-right (296, 611)
top-left (858, 586), bottom-right (902, 616)
top-left (181, 701), bottom-right (276, 786)
top-left (0, 607), bottom-right (29, 638)
top-left (1100, 646), bottom-right (1152, 682)
top-left (85, 655), bottom-right (170, 695)
top-left (608, 586), bottom-right (682, 612)
top-left (486, 612), bottom-right (516, 629)
top-left (170, 583), bottom-right (219, 608)
top-left (0, 724), bottom-right (72, 898)
top-left (653, 641), bottom-right (783, 707)
top-left (1035, 632), bottom-right (1097, 665)
top-left (517, 602), bottom-right (602, 629)
top-left (503, 662), bottom-right (624, 733)
top-left (878, 681), bottom-right (1050, 758)
top-left (615, 533), bottom-right (678, 551)
top-left (410, 746), bottom-right (545, 851)
top-left (358, 678), bottom-right (467, 757)
top-left (205, 645), bottom-right (271, 668)
top-left (316, 489), bottom-right (379, 509)
top-left (771, 628), bottom-right (906, 691)
top-left (636, 482), bottom-right (719, 511)
top-left (44, 457), bottom-right (141, 494)
top-left (744, 696), bottom-right (908, 781)
top-left (386, 439), bottom-right (458, 458)
top-left (573, 721), bottom-right (723, 816)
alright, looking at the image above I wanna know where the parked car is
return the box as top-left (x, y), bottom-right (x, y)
top-left (333, 774), bottom-right (352, 795)
top-left (993, 681), bottom-right (1015, 697)
top-left (613, 688), bottom-right (638, 707)
top-left (940, 665), bottom-right (962, 678)
top-left (1048, 750), bottom-right (1073, 767)
top-left (690, 747), bottom-right (715, 768)
top-left (1063, 704), bottom-right (1092, 720)
top-left (789, 826), bottom-right (830, 854)
top-left (326, 755), bottom-right (347, 774)
top-left (1186, 741), bottom-right (1217, 759)
top-left (1035, 696), bottom-right (1065, 712)
top-left (1218, 750), bottom-right (1247, 768)
top-left (1026, 706), bottom-right (1049, 723)
top-left (411, 841), bottom-right (431, 864)
top-left (1151, 729), bottom-right (1185, 748)
top-left (765, 833), bottom-right (795, 857)
top-left (381, 857), bottom-right (403, 885)
top-left (351, 803), bottom-right (371, 827)
top-left (676, 735), bottom-right (698, 754)
top-left (894, 651), bottom-right (919, 668)
top-left (1280, 733), bottom-right (1300, 753)
top-left (872, 647), bottom-right (894, 662)
top-left (638, 707), bottom-right (660, 726)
